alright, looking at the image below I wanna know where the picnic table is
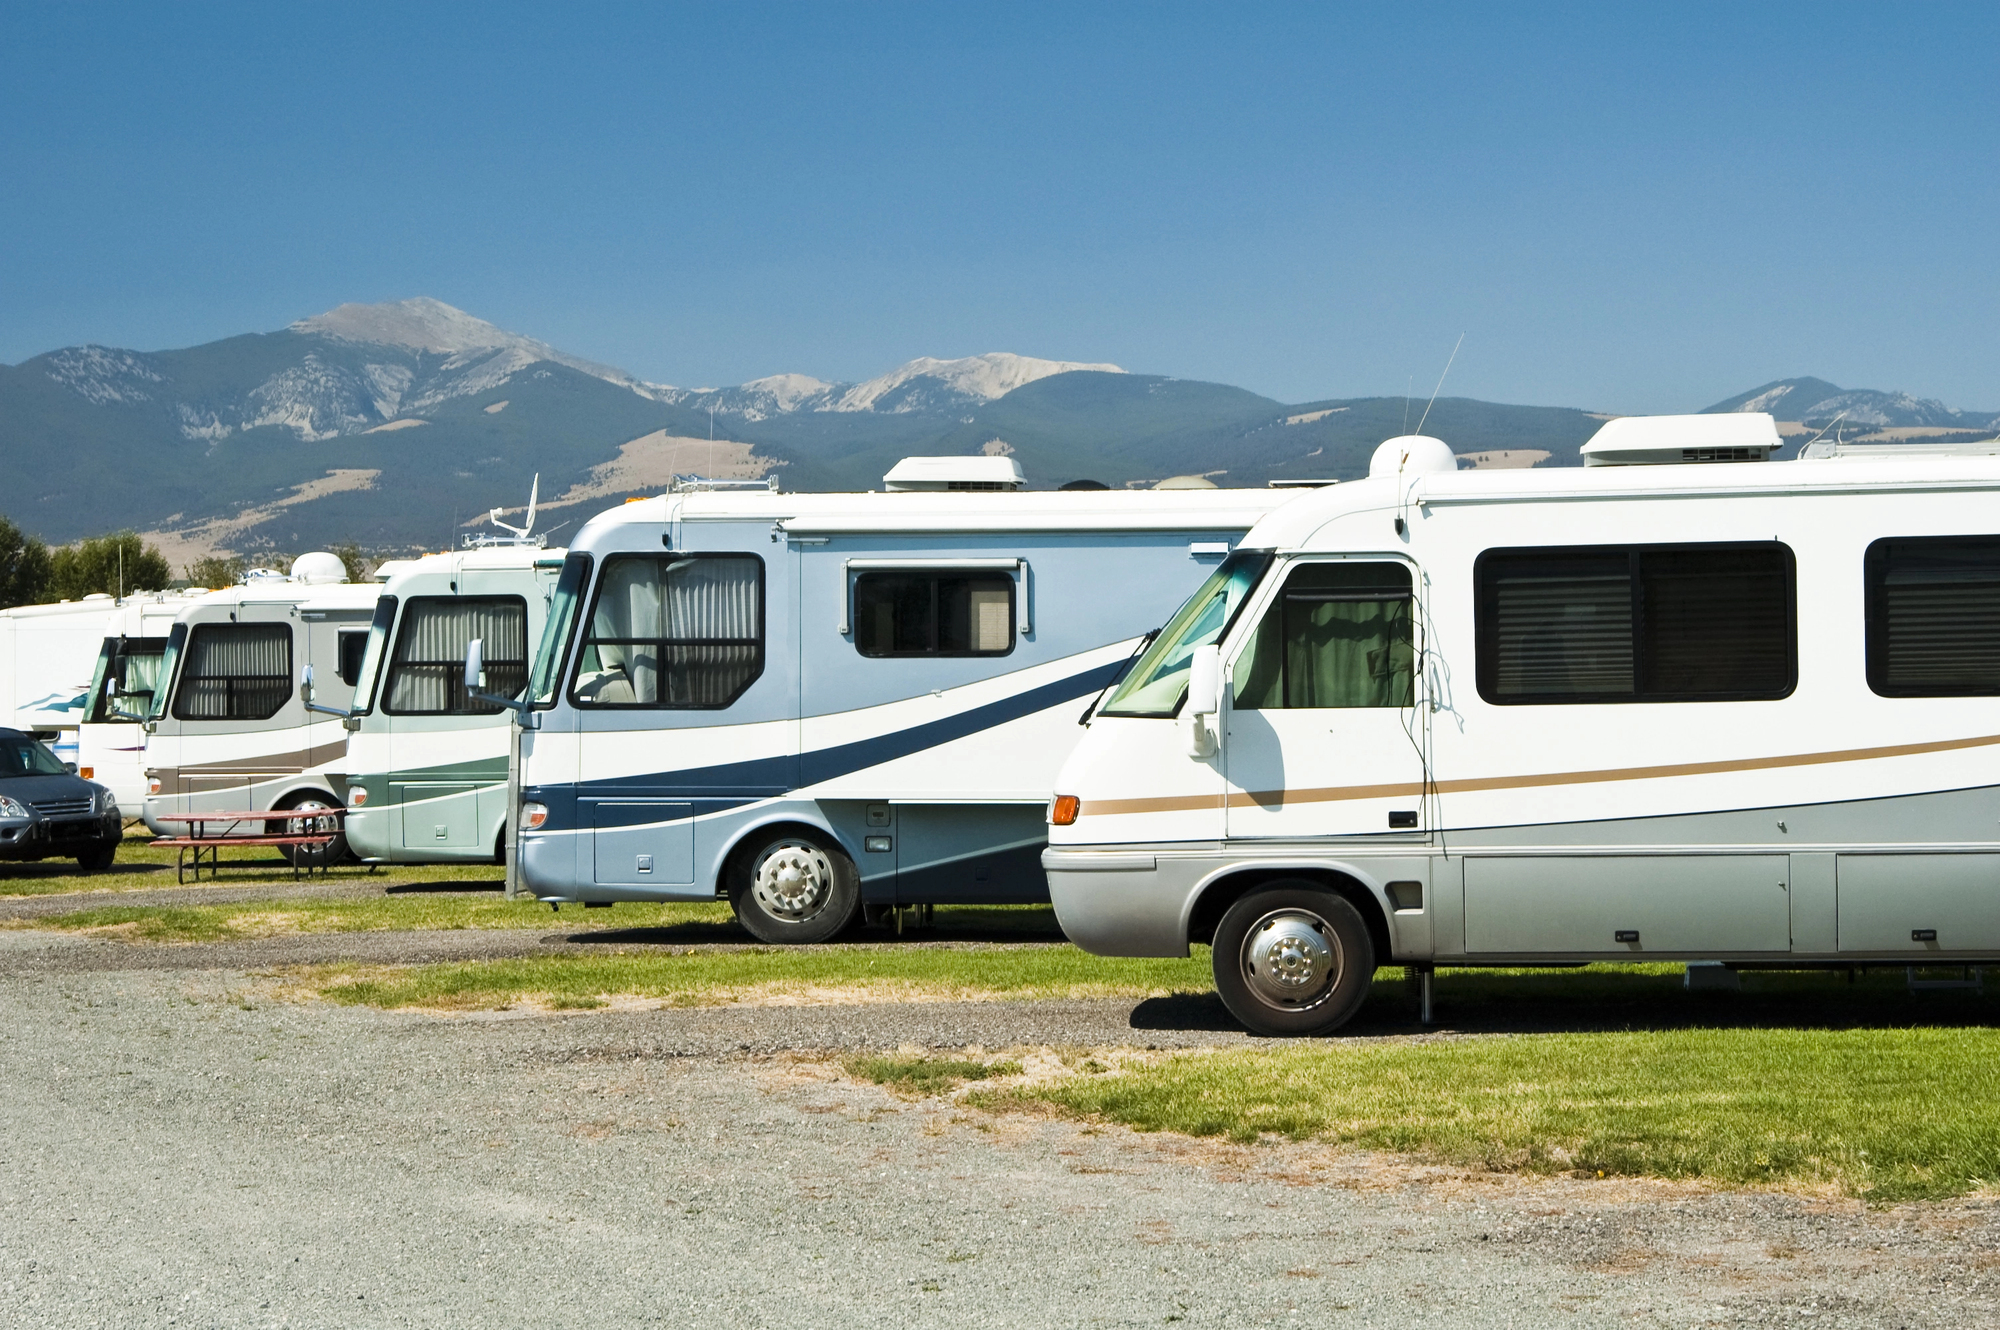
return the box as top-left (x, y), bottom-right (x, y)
top-left (151, 808), bottom-right (346, 884)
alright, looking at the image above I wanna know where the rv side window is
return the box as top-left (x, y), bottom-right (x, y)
top-left (1476, 542), bottom-right (1794, 704)
top-left (571, 554), bottom-right (763, 708)
top-left (854, 572), bottom-right (1014, 657)
top-left (1234, 562), bottom-right (1414, 709)
top-left (170, 623), bottom-right (293, 721)
top-left (336, 628), bottom-right (370, 687)
top-left (1865, 536), bottom-right (2000, 696)
top-left (384, 596), bottom-right (529, 715)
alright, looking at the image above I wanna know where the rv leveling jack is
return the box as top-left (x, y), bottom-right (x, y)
top-left (1410, 964), bottom-right (1435, 1026)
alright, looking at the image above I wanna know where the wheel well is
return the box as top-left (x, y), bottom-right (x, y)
top-left (718, 820), bottom-right (847, 899)
top-left (1186, 868), bottom-right (1392, 961)
top-left (276, 787), bottom-right (340, 810)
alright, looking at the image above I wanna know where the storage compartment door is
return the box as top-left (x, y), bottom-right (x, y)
top-left (893, 804), bottom-right (1049, 905)
top-left (1464, 856), bottom-right (1792, 955)
top-left (395, 782), bottom-right (479, 849)
top-left (591, 800), bottom-right (694, 887)
top-left (1836, 854), bottom-right (2000, 954)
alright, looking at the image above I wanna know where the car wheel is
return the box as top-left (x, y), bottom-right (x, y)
top-left (75, 840), bottom-right (117, 872)
top-left (1211, 883), bottom-right (1375, 1037)
top-left (271, 794), bottom-right (348, 867)
top-left (728, 830), bottom-right (861, 945)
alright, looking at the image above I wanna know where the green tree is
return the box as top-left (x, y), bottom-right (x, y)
top-left (185, 554), bottom-right (246, 590)
top-left (0, 515), bottom-right (53, 608)
top-left (329, 542), bottom-right (372, 583)
top-left (47, 531), bottom-right (173, 601)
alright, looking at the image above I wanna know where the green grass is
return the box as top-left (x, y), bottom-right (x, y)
top-left (21, 894), bottom-right (730, 941)
top-left (309, 945), bottom-right (1215, 1010)
top-left (0, 830), bottom-right (503, 898)
top-left (987, 1026), bottom-right (2000, 1201)
top-left (846, 1053), bottom-right (1023, 1097)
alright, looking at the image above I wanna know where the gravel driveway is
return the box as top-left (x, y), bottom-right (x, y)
top-left (1, 931), bottom-right (1994, 1328)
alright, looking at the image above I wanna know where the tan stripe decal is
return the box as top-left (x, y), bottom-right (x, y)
top-left (1078, 730), bottom-right (2000, 819)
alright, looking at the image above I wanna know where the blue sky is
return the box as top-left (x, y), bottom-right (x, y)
top-left (2, 2), bottom-right (1995, 412)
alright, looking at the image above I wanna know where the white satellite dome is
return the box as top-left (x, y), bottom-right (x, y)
top-left (1368, 435), bottom-right (1459, 479)
top-left (289, 551), bottom-right (349, 585)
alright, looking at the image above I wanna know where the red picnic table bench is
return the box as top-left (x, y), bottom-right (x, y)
top-left (151, 808), bottom-right (346, 884)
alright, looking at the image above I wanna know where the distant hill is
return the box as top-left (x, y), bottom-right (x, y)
top-left (9, 298), bottom-right (1982, 561)
top-left (1703, 378), bottom-right (1999, 433)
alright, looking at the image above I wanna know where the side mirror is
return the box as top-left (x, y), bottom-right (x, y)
top-left (299, 663), bottom-right (315, 703)
top-left (64, 762), bottom-right (79, 775)
top-left (464, 639), bottom-right (485, 691)
top-left (1187, 645), bottom-right (1221, 717)
top-left (1183, 644), bottom-right (1222, 759)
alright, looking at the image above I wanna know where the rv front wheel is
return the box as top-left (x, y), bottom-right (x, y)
top-left (730, 831), bottom-right (860, 944)
top-left (1212, 884), bottom-right (1374, 1037)
top-left (272, 793), bottom-right (348, 868)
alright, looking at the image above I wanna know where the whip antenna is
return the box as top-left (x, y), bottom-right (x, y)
top-left (1414, 333), bottom-right (1465, 438)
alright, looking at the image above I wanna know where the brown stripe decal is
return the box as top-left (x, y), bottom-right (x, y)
top-left (1078, 730), bottom-right (2000, 818)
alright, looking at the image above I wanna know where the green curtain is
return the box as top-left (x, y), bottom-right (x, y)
top-left (1236, 596), bottom-right (1413, 709)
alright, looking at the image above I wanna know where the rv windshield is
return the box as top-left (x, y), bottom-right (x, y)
top-left (1098, 550), bottom-right (1272, 718)
top-left (86, 637), bottom-right (170, 723)
top-left (146, 623), bottom-right (188, 721)
top-left (349, 596), bottom-right (397, 715)
top-left (530, 552), bottom-right (592, 707)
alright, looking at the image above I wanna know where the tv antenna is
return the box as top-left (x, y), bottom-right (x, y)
top-left (485, 474), bottom-right (540, 543)
top-left (1414, 333), bottom-right (1465, 438)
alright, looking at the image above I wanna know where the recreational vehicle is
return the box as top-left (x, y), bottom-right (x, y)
top-left (504, 466), bottom-right (1293, 941)
top-left (341, 544), bottom-right (566, 864)
top-left (1044, 414), bottom-right (2000, 1035)
top-left (0, 595), bottom-right (151, 764)
top-left (75, 589), bottom-right (221, 808)
top-left (141, 555), bottom-right (382, 862)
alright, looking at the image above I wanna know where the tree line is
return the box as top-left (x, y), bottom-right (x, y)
top-left (0, 514), bottom-right (372, 609)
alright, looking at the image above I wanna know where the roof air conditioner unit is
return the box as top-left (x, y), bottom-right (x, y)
top-left (883, 456), bottom-right (1027, 491)
top-left (1581, 413), bottom-right (1782, 466)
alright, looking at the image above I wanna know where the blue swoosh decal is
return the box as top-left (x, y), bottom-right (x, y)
top-left (530, 661), bottom-right (1120, 827)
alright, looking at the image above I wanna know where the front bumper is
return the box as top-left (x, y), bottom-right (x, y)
top-left (1042, 846), bottom-right (1202, 957)
top-left (0, 813), bottom-right (122, 861)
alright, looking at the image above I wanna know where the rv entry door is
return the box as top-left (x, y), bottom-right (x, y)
top-left (1223, 560), bottom-right (1427, 839)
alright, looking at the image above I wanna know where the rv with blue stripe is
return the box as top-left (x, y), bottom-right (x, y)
top-left (509, 460), bottom-right (1293, 942)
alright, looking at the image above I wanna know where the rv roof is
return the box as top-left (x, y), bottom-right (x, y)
top-left (1242, 447), bottom-right (2000, 551)
top-left (577, 487), bottom-right (1296, 541)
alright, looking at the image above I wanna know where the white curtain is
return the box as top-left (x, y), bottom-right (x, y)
top-left (386, 598), bottom-right (527, 714)
top-left (581, 556), bottom-right (760, 706)
top-left (177, 624), bottom-right (292, 720)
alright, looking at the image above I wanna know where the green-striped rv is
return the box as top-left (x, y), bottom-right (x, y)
top-left (341, 545), bottom-right (566, 864)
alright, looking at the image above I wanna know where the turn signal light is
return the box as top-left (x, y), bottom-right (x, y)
top-left (1050, 794), bottom-right (1079, 826)
top-left (521, 801), bottom-right (549, 831)
top-left (79, 766), bottom-right (93, 779)
top-left (348, 788), bottom-right (369, 807)
top-left (146, 777), bottom-right (161, 796)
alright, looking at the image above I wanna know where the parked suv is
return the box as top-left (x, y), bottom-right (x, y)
top-left (0, 728), bottom-right (122, 870)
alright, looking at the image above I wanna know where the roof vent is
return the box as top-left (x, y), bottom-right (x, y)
top-left (883, 456), bottom-right (1026, 492)
top-left (1582, 413), bottom-right (1781, 467)
top-left (1368, 435), bottom-right (1459, 479)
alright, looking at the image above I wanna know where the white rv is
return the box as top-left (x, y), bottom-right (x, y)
top-left (1045, 415), bottom-right (2000, 1035)
top-left (141, 555), bottom-right (383, 861)
top-left (74, 589), bottom-right (222, 807)
top-left (504, 466), bottom-right (1293, 941)
top-left (0, 595), bottom-right (138, 764)
top-left (342, 544), bottom-right (566, 865)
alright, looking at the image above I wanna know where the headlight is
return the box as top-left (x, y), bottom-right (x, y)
top-left (97, 788), bottom-right (119, 816)
top-left (521, 801), bottom-right (549, 831)
top-left (0, 795), bottom-right (27, 819)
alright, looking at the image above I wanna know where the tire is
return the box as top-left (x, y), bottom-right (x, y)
top-left (75, 840), bottom-right (117, 872)
top-left (270, 793), bottom-right (348, 867)
top-left (1211, 883), bottom-right (1376, 1037)
top-left (727, 829), bottom-right (861, 945)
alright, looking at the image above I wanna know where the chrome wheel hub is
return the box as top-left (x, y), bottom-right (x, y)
top-left (752, 842), bottom-right (834, 921)
top-left (1241, 909), bottom-right (1340, 1009)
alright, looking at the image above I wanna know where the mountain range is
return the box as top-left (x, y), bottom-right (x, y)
top-left (1, 298), bottom-right (1990, 560)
